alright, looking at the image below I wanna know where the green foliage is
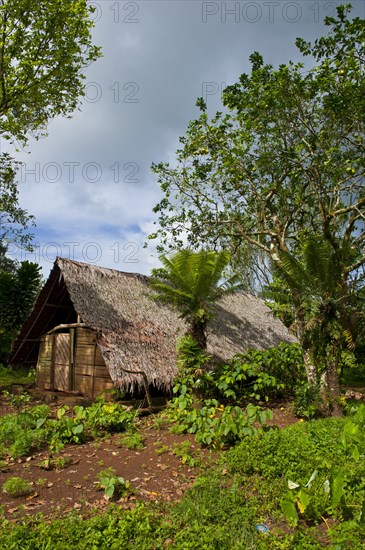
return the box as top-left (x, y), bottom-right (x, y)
top-left (151, 249), bottom-right (243, 348)
top-left (174, 340), bottom-right (304, 404)
top-left (118, 432), bottom-right (145, 450)
top-left (84, 399), bottom-right (137, 438)
top-left (0, 261), bottom-right (42, 362)
top-left (2, 476), bottom-right (33, 497)
top-left (264, 237), bottom-right (363, 377)
top-left (150, 6), bottom-right (365, 288)
top-left (0, 365), bottom-right (35, 385)
top-left (216, 343), bottom-right (305, 402)
top-left (0, 261), bottom-right (42, 330)
top-left (150, 6), bottom-right (365, 412)
top-left (0, 399), bottom-right (138, 460)
top-left (171, 441), bottom-right (200, 467)
top-left (294, 383), bottom-right (323, 419)
top-left (0, 1), bottom-right (101, 252)
top-left (175, 335), bottom-right (214, 397)
top-left (0, 0), bottom-right (101, 145)
top-left (0, 404), bottom-right (51, 458)
top-left (0, 155), bottom-right (35, 248)
top-left (228, 409), bottom-right (365, 525)
top-left (47, 405), bottom-right (86, 454)
top-left (2, 389), bottom-right (31, 412)
top-left (3, 413), bottom-right (365, 547)
top-left (169, 395), bottom-right (272, 449)
top-left (97, 468), bottom-right (131, 500)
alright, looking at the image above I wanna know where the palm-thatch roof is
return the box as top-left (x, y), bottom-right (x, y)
top-left (10, 257), bottom-right (297, 391)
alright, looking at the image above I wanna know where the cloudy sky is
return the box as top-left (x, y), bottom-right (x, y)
top-left (6, 0), bottom-right (365, 277)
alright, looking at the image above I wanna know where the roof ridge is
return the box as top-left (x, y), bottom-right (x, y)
top-left (55, 256), bottom-right (149, 281)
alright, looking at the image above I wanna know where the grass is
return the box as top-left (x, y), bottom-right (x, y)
top-left (2, 411), bottom-right (365, 547)
top-left (0, 364), bottom-right (35, 386)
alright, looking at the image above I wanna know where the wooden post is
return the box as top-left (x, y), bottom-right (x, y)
top-left (91, 341), bottom-right (97, 398)
top-left (69, 328), bottom-right (75, 391)
top-left (50, 334), bottom-right (55, 390)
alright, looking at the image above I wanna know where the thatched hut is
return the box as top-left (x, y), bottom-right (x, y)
top-left (9, 258), bottom-right (296, 398)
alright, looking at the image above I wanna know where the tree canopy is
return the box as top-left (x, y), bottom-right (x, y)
top-left (151, 249), bottom-right (243, 348)
top-left (150, 4), bottom-right (364, 283)
top-left (0, 0), bottom-right (101, 145)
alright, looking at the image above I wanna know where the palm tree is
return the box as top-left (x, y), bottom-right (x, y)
top-left (263, 236), bottom-right (363, 416)
top-left (150, 249), bottom-right (243, 349)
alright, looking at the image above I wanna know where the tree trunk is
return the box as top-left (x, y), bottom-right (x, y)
top-left (189, 320), bottom-right (207, 350)
top-left (323, 359), bottom-right (343, 417)
top-left (302, 348), bottom-right (317, 385)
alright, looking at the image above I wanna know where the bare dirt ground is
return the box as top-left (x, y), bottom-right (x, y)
top-left (0, 394), bottom-right (299, 521)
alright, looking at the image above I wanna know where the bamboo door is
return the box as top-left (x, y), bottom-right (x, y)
top-left (53, 333), bottom-right (71, 391)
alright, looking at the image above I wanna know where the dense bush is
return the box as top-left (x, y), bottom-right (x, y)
top-left (215, 343), bottom-right (305, 403)
top-left (176, 337), bottom-right (305, 404)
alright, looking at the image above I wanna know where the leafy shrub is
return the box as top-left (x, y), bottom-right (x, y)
top-left (215, 343), bottom-right (305, 403)
top-left (84, 399), bottom-right (137, 437)
top-left (175, 335), bottom-right (216, 398)
top-left (46, 405), bottom-right (86, 454)
top-left (169, 395), bottom-right (272, 448)
top-left (172, 441), bottom-right (200, 467)
top-left (2, 476), bottom-right (33, 497)
top-left (294, 382), bottom-right (323, 419)
top-left (0, 365), bottom-right (35, 386)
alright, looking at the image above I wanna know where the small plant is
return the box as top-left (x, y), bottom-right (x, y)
top-left (118, 432), bottom-right (145, 450)
top-left (168, 394), bottom-right (273, 449)
top-left (172, 441), bottom-right (199, 467)
top-left (54, 455), bottom-right (72, 470)
top-left (96, 467), bottom-right (131, 500)
top-left (35, 478), bottom-right (47, 486)
top-left (150, 412), bottom-right (168, 431)
top-left (47, 405), bottom-right (86, 455)
top-left (155, 442), bottom-right (170, 455)
top-left (2, 477), bottom-right (33, 498)
top-left (2, 390), bottom-right (31, 413)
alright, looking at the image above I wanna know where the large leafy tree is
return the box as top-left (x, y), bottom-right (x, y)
top-left (0, 0), bottom-right (101, 247)
top-left (150, 5), bottom-right (365, 412)
top-left (150, 249), bottom-right (243, 349)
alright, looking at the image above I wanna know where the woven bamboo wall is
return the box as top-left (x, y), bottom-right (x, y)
top-left (74, 328), bottom-right (114, 396)
top-left (36, 334), bottom-right (53, 390)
